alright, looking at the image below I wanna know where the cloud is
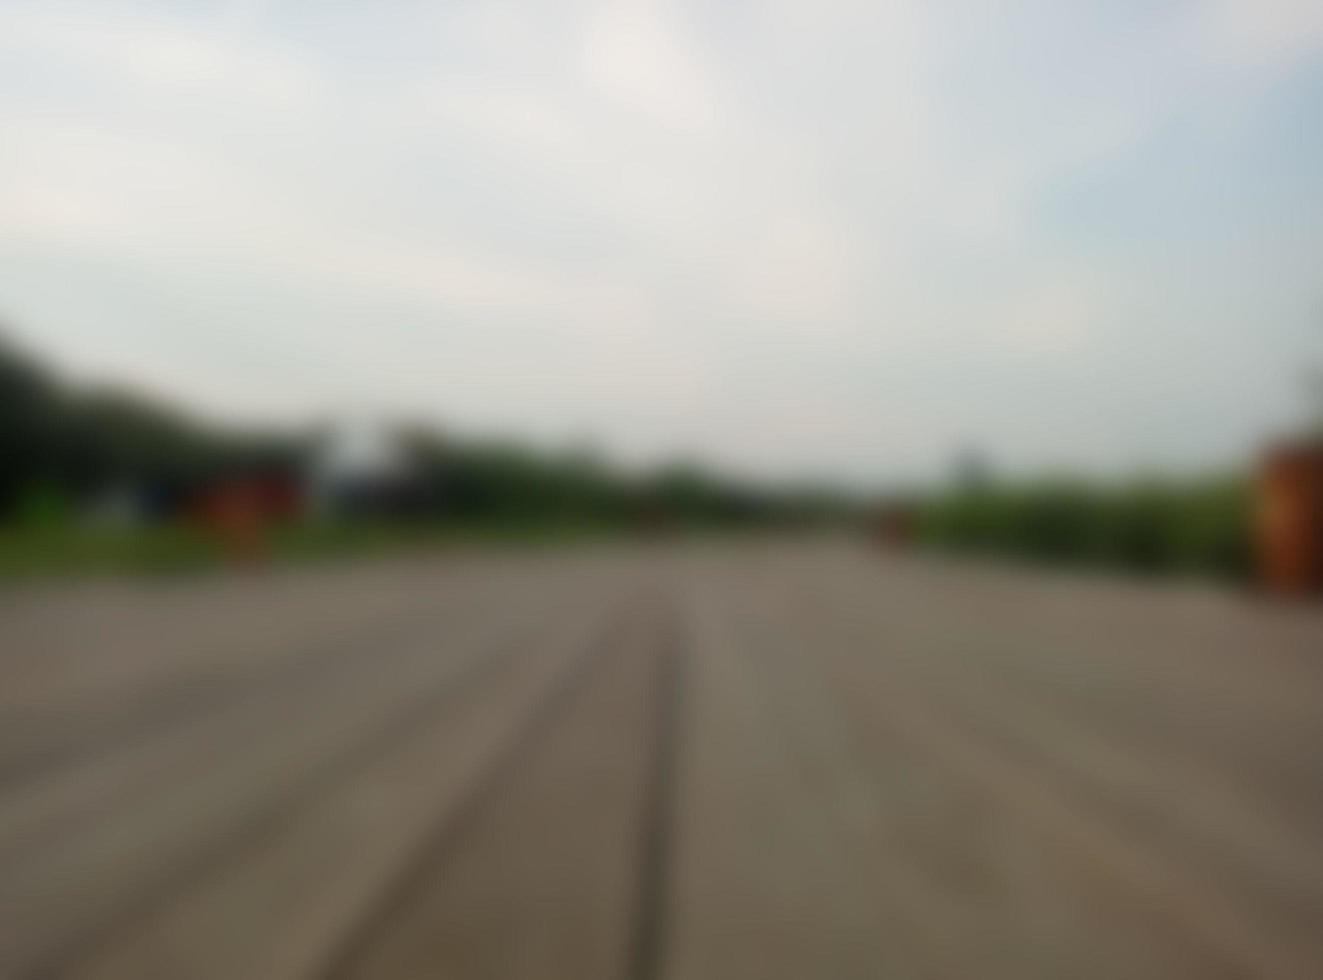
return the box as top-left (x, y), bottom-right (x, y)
top-left (0, 7), bottom-right (321, 108)
top-left (723, 209), bottom-right (857, 329)
top-left (0, 119), bottom-right (652, 338)
top-left (1200, 0), bottom-right (1323, 67)
top-left (997, 279), bottom-right (1099, 356)
top-left (0, 0), bottom-right (1318, 479)
top-left (581, 0), bottom-right (724, 134)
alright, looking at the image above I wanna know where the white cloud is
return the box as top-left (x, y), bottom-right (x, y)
top-left (1201, 0), bottom-right (1323, 67)
top-left (724, 209), bottom-right (857, 329)
top-left (0, 119), bottom-right (653, 338)
top-left (417, 81), bottom-right (583, 162)
top-left (0, 0), bottom-right (1318, 479)
top-left (0, 8), bottom-right (321, 108)
top-left (581, 0), bottom-right (724, 134)
top-left (997, 279), bottom-right (1099, 356)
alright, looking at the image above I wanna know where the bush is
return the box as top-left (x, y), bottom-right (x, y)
top-left (917, 474), bottom-right (1251, 581)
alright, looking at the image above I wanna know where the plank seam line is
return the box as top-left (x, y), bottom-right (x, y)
top-left (313, 592), bottom-right (651, 980)
top-left (21, 600), bottom-right (561, 980)
top-left (0, 588), bottom-right (517, 796)
top-left (624, 599), bottom-right (685, 980)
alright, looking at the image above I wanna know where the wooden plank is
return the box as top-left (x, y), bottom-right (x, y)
top-left (65, 593), bottom-right (617, 980)
top-left (326, 595), bottom-right (670, 980)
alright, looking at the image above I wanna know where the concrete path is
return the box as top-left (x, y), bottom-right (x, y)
top-left (1, 540), bottom-right (1321, 979)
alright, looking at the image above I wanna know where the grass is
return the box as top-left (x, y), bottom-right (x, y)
top-left (0, 519), bottom-right (616, 582)
top-left (0, 524), bottom-right (220, 579)
top-left (915, 475), bottom-right (1253, 581)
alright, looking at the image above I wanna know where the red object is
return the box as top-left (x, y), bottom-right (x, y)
top-left (252, 475), bottom-right (304, 522)
top-left (871, 506), bottom-right (915, 548)
top-left (1257, 443), bottom-right (1323, 596)
top-left (191, 474), bottom-right (305, 564)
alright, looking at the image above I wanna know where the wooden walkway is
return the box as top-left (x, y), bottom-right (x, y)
top-left (2, 540), bottom-right (1322, 979)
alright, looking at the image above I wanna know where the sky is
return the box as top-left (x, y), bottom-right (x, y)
top-left (1, 0), bottom-right (1321, 485)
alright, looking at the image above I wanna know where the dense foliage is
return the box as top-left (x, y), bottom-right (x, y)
top-left (1, 339), bottom-right (296, 521)
top-left (916, 475), bottom-right (1253, 579)
top-left (0, 334), bottom-right (847, 530)
top-left (2, 332), bottom-right (1259, 581)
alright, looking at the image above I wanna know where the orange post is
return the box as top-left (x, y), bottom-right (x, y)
top-left (1257, 442), bottom-right (1323, 596)
top-left (871, 505), bottom-right (915, 549)
top-left (194, 479), bottom-right (270, 566)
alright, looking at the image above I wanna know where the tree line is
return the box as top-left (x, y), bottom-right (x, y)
top-left (914, 474), bottom-right (1253, 579)
top-left (1, 329), bottom-right (1262, 581)
top-left (0, 334), bottom-right (849, 531)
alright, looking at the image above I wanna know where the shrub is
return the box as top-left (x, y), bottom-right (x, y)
top-left (917, 474), bottom-right (1251, 581)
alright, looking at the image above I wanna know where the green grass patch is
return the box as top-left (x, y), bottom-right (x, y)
top-left (0, 519), bottom-right (621, 582)
top-left (916, 475), bottom-right (1252, 581)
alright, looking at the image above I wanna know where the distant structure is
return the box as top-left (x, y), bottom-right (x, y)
top-left (1258, 440), bottom-right (1323, 596)
top-left (307, 422), bottom-right (419, 520)
top-left (82, 483), bottom-right (148, 529)
top-left (952, 445), bottom-right (994, 491)
top-left (1256, 369), bottom-right (1323, 597)
top-left (190, 473), bottom-right (304, 563)
top-left (869, 501), bottom-right (916, 549)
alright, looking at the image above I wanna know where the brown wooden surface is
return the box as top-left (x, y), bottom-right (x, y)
top-left (1259, 445), bottom-right (1323, 595)
top-left (2, 540), bottom-right (1322, 979)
